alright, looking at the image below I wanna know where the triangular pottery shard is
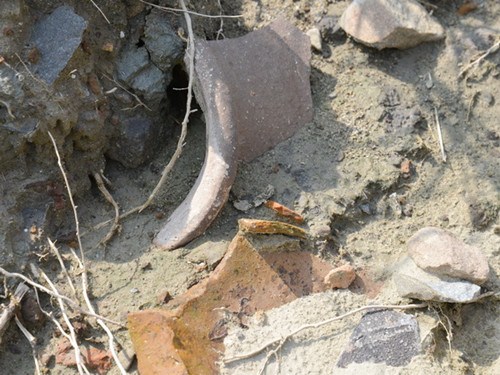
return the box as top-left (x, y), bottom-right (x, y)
top-left (154, 19), bottom-right (313, 250)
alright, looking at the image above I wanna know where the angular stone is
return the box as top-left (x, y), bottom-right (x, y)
top-left (408, 227), bottom-right (490, 285)
top-left (30, 6), bottom-right (87, 84)
top-left (116, 46), bottom-right (168, 104)
top-left (339, 0), bottom-right (445, 50)
top-left (324, 264), bottom-right (356, 289)
top-left (394, 257), bottom-right (481, 303)
top-left (337, 310), bottom-right (420, 368)
top-left (306, 27), bottom-right (322, 52)
top-left (144, 9), bottom-right (184, 72)
top-left (106, 115), bottom-right (164, 168)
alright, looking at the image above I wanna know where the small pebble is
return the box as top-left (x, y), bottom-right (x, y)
top-left (306, 27), bottom-right (322, 52)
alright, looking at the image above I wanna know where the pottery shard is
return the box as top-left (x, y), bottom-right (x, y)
top-left (408, 227), bottom-right (490, 285)
top-left (339, 0), bottom-right (445, 50)
top-left (324, 264), bottom-right (356, 289)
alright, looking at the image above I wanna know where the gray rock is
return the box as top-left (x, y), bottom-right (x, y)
top-left (339, 0), bottom-right (445, 50)
top-left (106, 115), bottom-right (164, 168)
top-left (116, 46), bottom-right (150, 84)
top-left (130, 64), bottom-right (168, 103)
top-left (337, 310), bottom-right (420, 368)
top-left (408, 227), bottom-right (490, 285)
top-left (116, 46), bottom-right (168, 104)
top-left (394, 257), bottom-right (481, 303)
top-left (144, 9), bottom-right (184, 72)
top-left (30, 6), bottom-right (87, 84)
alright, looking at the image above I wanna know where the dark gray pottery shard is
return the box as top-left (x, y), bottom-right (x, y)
top-left (337, 310), bottom-right (421, 368)
top-left (154, 19), bottom-right (313, 250)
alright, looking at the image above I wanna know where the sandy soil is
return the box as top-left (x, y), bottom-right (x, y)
top-left (0, 0), bottom-right (498, 374)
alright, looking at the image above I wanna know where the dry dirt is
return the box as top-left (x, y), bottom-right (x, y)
top-left (0, 0), bottom-right (499, 374)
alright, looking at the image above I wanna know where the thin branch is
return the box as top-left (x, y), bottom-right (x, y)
top-left (47, 238), bottom-right (78, 300)
top-left (223, 302), bottom-right (428, 364)
top-left (89, 0), bottom-right (111, 24)
top-left (93, 172), bottom-right (121, 246)
top-left (0, 266), bottom-right (123, 326)
top-left (102, 73), bottom-right (152, 111)
top-left (15, 316), bottom-right (42, 375)
top-left (40, 269), bottom-right (89, 375)
top-left (140, 0), bottom-right (243, 19)
top-left (0, 283), bottom-right (29, 342)
top-left (433, 107), bottom-right (447, 163)
top-left (459, 39), bottom-right (500, 78)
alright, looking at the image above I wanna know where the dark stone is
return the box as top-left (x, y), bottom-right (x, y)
top-left (337, 310), bottom-right (420, 368)
top-left (144, 9), bottom-right (184, 72)
top-left (30, 6), bottom-right (87, 84)
top-left (107, 115), bottom-right (164, 168)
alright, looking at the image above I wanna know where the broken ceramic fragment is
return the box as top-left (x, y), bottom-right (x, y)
top-left (154, 19), bottom-right (313, 250)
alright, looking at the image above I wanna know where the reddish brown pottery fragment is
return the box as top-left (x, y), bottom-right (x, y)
top-left (128, 233), bottom-right (334, 374)
top-left (154, 19), bottom-right (313, 250)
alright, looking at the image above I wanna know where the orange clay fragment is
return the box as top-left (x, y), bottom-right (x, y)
top-left (238, 218), bottom-right (307, 239)
top-left (264, 200), bottom-right (304, 224)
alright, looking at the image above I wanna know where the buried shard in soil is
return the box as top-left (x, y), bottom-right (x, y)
top-left (154, 19), bottom-right (313, 250)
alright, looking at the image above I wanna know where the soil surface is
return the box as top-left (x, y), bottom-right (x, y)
top-left (0, 1), bottom-right (499, 374)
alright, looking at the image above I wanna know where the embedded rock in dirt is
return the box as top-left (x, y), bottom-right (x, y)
top-left (116, 45), bottom-right (168, 106)
top-left (324, 264), bottom-right (356, 289)
top-left (30, 6), bottom-right (87, 84)
top-left (408, 227), bottom-right (490, 285)
top-left (393, 257), bottom-right (481, 303)
top-left (107, 115), bottom-right (165, 168)
top-left (339, 0), bottom-right (445, 50)
top-left (337, 310), bottom-right (420, 368)
top-left (144, 9), bottom-right (184, 72)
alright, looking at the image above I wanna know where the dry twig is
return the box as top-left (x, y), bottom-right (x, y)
top-left (459, 39), bottom-right (500, 78)
top-left (0, 266), bottom-right (122, 326)
top-left (433, 107), bottom-right (447, 163)
top-left (102, 73), bottom-right (152, 111)
top-left (223, 303), bottom-right (428, 365)
top-left (15, 316), bottom-right (42, 375)
top-left (47, 132), bottom-right (127, 374)
top-left (0, 283), bottom-right (29, 342)
top-left (47, 238), bottom-right (78, 300)
top-left (39, 267), bottom-right (89, 375)
top-left (140, 0), bottom-right (243, 19)
top-left (89, 0), bottom-right (111, 24)
top-left (93, 172), bottom-right (121, 246)
top-left (466, 91), bottom-right (480, 122)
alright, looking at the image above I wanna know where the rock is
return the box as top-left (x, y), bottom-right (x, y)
top-left (116, 46), bottom-right (168, 105)
top-left (306, 27), bottom-right (322, 52)
top-left (408, 227), bottom-right (490, 284)
top-left (30, 6), bottom-right (87, 84)
top-left (144, 9), bottom-right (184, 72)
top-left (337, 310), bottom-right (420, 368)
top-left (324, 264), bottom-right (356, 289)
top-left (394, 257), bottom-right (481, 303)
top-left (318, 15), bottom-right (341, 42)
top-left (106, 115), bottom-right (164, 168)
top-left (339, 0), bottom-right (445, 50)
